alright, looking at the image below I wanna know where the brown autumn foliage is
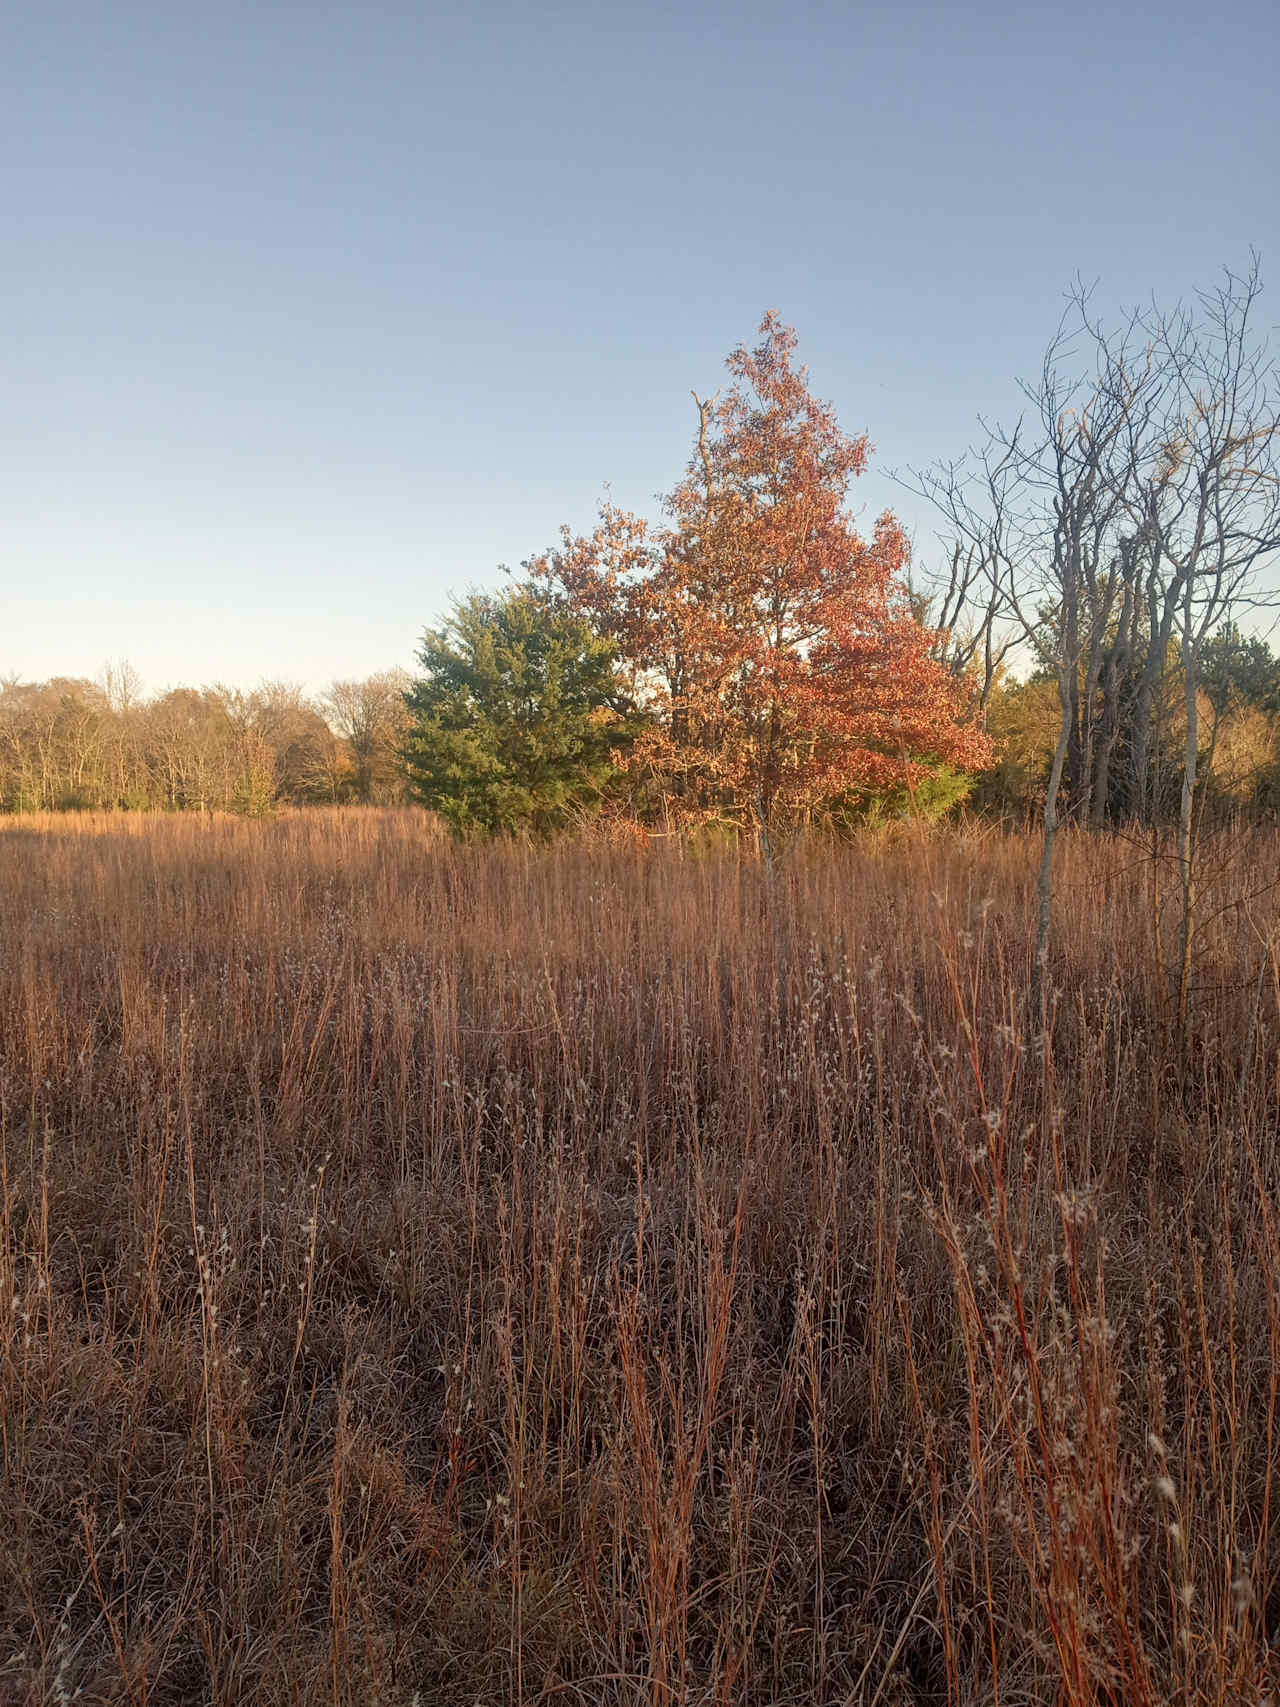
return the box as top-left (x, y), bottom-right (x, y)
top-left (531, 315), bottom-right (990, 834)
top-left (0, 674), bottom-right (410, 814)
top-left (3, 809), bottom-right (1280, 1705)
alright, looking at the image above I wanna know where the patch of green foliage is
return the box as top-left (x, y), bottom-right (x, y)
top-left (404, 587), bottom-right (638, 837)
top-left (821, 763), bottom-right (977, 831)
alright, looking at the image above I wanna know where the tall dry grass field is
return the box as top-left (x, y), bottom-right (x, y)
top-left (3, 808), bottom-right (1280, 1705)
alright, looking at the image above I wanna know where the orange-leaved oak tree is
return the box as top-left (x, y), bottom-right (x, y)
top-left (529, 313), bottom-right (990, 837)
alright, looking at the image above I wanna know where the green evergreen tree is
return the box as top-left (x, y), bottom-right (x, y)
top-left (403, 587), bottom-right (636, 836)
top-left (1199, 622), bottom-right (1280, 716)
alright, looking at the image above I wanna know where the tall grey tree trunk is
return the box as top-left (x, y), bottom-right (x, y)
top-left (1090, 572), bottom-right (1136, 827)
top-left (1128, 564), bottom-right (1184, 823)
top-left (1175, 589), bottom-right (1198, 1031)
top-left (1034, 670), bottom-right (1074, 1024)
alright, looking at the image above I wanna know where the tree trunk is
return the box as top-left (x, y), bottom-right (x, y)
top-left (1127, 568), bottom-right (1182, 822)
top-left (1090, 564), bottom-right (1140, 827)
top-left (1175, 589), bottom-right (1198, 1032)
top-left (1034, 667), bottom-right (1074, 1024)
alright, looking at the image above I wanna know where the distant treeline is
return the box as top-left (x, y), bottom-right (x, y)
top-left (0, 669), bottom-right (410, 814)
top-left (9, 270), bottom-right (1280, 833)
top-left (7, 629), bottom-right (1280, 826)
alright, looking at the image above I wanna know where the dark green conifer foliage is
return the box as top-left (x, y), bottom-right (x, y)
top-left (403, 587), bottom-right (635, 835)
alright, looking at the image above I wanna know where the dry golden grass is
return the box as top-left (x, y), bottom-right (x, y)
top-left (3, 807), bottom-right (1280, 1705)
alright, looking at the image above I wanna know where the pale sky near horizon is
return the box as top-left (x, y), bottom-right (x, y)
top-left (4, 0), bottom-right (1277, 696)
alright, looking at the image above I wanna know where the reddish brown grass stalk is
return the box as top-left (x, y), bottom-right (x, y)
top-left (1, 808), bottom-right (1278, 1704)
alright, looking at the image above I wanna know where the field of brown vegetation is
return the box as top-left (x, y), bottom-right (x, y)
top-left (4, 808), bottom-right (1280, 1706)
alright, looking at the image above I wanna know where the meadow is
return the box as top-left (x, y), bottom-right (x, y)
top-left (3, 808), bottom-right (1279, 1706)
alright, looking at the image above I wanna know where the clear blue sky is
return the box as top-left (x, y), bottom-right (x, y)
top-left (4, 0), bottom-right (1276, 694)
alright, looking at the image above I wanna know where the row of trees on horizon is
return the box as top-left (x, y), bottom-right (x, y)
top-left (7, 261), bottom-right (1280, 846)
top-left (8, 624), bottom-right (1280, 828)
top-left (0, 668), bottom-right (412, 815)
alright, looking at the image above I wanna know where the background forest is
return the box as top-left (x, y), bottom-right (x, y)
top-left (8, 625), bottom-right (1280, 825)
top-left (9, 273), bottom-right (1280, 840)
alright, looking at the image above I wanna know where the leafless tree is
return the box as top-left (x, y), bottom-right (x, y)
top-left (904, 288), bottom-right (1160, 1012)
top-left (321, 670), bottom-right (411, 803)
top-left (1127, 260), bottom-right (1280, 1023)
top-left (915, 539), bottom-right (1016, 711)
top-left (902, 262), bottom-right (1280, 1024)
